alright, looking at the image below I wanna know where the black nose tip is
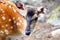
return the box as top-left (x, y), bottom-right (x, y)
top-left (25, 31), bottom-right (31, 35)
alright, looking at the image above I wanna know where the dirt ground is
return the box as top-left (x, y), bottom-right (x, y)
top-left (6, 21), bottom-right (60, 40)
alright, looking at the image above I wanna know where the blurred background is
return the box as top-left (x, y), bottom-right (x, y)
top-left (6, 0), bottom-right (60, 40)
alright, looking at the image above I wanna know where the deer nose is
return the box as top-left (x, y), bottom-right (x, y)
top-left (25, 20), bottom-right (32, 36)
top-left (26, 31), bottom-right (31, 35)
top-left (25, 24), bottom-right (31, 35)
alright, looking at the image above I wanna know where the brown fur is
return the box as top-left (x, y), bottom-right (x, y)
top-left (0, 1), bottom-right (27, 40)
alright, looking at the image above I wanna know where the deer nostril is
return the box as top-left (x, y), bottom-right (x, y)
top-left (25, 31), bottom-right (31, 36)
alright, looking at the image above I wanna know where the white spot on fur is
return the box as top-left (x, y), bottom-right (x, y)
top-left (1, 9), bottom-right (3, 11)
top-left (2, 16), bottom-right (6, 20)
top-left (13, 17), bottom-right (15, 20)
top-left (16, 22), bottom-right (21, 25)
top-left (9, 19), bottom-right (12, 22)
top-left (9, 5), bottom-right (11, 8)
top-left (20, 20), bottom-right (22, 23)
top-left (4, 29), bottom-right (9, 34)
top-left (22, 20), bottom-right (27, 34)
top-left (13, 8), bottom-right (16, 12)
top-left (18, 17), bottom-right (20, 20)
top-left (0, 9), bottom-right (5, 13)
top-left (18, 17), bottom-right (22, 23)
top-left (2, 25), bottom-right (4, 28)
top-left (5, 24), bottom-right (9, 27)
top-left (11, 26), bottom-right (14, 29)
top-left (14, 20), bottom-right (16, 24)
top-left (0, 30), bottom-right (4, 34)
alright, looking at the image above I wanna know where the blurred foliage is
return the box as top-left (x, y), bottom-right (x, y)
top-left (47, 6), bottom-right (60, 24)
top-left (55, 6), bottom-right (60, 11)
